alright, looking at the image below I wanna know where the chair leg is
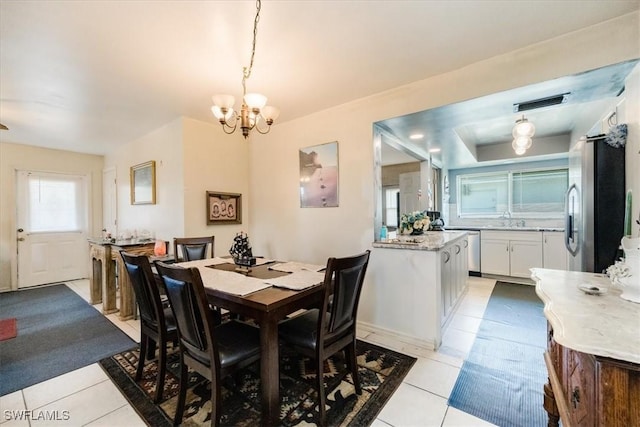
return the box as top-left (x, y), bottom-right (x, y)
top-left (174, 354), bottom-right (188, 426)
top-left (147, 337), bottom-right (157, 360)
top-left (154, 338), bottom-right (167, 403)
top-left (316, 357), bottom-right (326, 425)
top-left (210, 379), bottom-right (222, 427)
top-left (136, 334), bottom-right (148, 381)
top-left (346, 341), bottom-right (361, 395)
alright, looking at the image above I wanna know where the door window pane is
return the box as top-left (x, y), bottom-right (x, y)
top-left (28, 174), bottom-right (85, 232)
top-left (384, 188), bottom-right (400, 227)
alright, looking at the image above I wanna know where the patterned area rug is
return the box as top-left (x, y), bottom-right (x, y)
top-left (100, 340), bottom-right (415, 426)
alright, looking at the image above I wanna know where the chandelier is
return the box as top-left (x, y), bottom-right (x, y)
top-left (211, 0), bottom-right (279, 138)
top-left (512, 115), bottom-right (535, 155)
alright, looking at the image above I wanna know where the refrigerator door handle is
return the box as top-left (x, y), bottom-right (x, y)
top-left (565, 184), bottom-right (579, 257)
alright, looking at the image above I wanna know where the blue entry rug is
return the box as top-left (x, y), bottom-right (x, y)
top-left (448, 281), bottom-right (548, 427)
top-left (0, 284), bottom-right (136, 396)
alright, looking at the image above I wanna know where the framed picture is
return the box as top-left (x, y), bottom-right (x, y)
top-left (130, 161), bottom-right (156, 205)
top-left (299, 141), bottom-right (339, 208)
top-left (207, 191), bottom-right (242, 224)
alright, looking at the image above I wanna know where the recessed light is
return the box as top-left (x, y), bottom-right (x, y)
top-left (409, 133), bottom-right (424, 140)
top-left (429, 148), bottom-right (441, 153)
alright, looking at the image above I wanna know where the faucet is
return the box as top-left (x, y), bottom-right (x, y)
top-left (500, 211), bottom-right (513, 227)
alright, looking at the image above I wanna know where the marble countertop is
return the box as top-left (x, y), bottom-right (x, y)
top-left (88, 237), bottom-right (157, 247)
top-left (532, 268), bottom-right (640, 364)
top-left (372, 231), bottom-right (468, 251)
top-left (447, 225), bottom-right (564, 232)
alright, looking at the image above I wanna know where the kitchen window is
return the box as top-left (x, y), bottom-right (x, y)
top-left (457, 168), bottom-right (568, 218)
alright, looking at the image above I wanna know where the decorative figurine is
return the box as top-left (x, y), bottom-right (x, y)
top-left (229, 232), bottom-right (256, 273)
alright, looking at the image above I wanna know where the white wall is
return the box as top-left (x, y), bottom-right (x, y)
top-left (104, 117), bottom-right (185, 246)
top-left (182, 117), bottom-right (249, 256)
top-left (103, 117), bottom-right (249, 256)
top-left (0, 143), bottom-right (103, 290)
top-left (248, 12), bottom-right (640, 265)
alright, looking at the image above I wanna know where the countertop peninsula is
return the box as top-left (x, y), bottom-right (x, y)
top-left (532, 268), bottom-right (640, 364)
top-left (372, 230), bottom-right (467, 251)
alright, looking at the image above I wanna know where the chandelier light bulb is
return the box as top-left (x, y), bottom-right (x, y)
top-left (261, 105), bottom-right (280, 123)
top-left (514, 136), bottom-right (532, 149)
top-left (514, 146), bottom-right (527, 155)
top-left (513, 116), bottom-right (535, 138)
top-left (212, 94), bottom-right (235, 110)
top-left (244, 93), bottom-right (267, 110)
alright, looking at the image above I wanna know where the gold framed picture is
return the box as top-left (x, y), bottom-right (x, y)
top-left (130, 161), bottom-right (156, 205)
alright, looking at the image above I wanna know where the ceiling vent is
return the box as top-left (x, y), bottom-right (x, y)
top-left (513, 93), bottom-right (570, 112)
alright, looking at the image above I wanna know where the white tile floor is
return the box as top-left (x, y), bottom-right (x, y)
top-left (1, 276), bottom-right (498, 426)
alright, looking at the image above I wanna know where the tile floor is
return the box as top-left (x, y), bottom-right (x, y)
top-left (1, 276), bottom-right (499, 426)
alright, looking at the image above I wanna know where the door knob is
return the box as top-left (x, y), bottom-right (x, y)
top-left (17, 237), bottom-right (25, 241)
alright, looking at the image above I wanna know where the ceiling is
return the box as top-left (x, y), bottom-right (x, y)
top-left (1, 1), bottom-right (639, 156)
top-left (378, 59), bottom-right (639, 169)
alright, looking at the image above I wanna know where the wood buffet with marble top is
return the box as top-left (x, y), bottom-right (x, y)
top-left (532, 268), bottom-right (640, 427)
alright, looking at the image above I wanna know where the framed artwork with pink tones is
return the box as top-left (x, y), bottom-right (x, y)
top-left (299, 142), bottom-right (339, 208)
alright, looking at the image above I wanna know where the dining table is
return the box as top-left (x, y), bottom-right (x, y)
top-left (163, 257), bottom-right (326, 427)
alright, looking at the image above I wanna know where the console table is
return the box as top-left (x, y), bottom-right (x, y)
top-left (88, 238), bottom-right (161, 320)
top-left (532, 268), bottom-right (640, 427)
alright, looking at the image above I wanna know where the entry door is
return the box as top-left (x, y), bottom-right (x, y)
top-left (16, 170), bottom-right (89, 288)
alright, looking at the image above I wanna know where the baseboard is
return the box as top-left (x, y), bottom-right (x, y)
top-left (357, 320), bottom-right (437, 351)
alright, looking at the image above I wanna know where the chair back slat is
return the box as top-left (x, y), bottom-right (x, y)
top-left (155, 262), bottom-right (219, 368)
top-left (173, 236), bottom-right (215, 262)
top-left (162, 275), bottom-right (208, 352)
top-left (120, 251), bottom-right (162, 329)
top-left (324, 251), bottom-right (370, 340)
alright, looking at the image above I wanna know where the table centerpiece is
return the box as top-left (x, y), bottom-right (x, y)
top-left (400, 211), bottom-right (431, 235)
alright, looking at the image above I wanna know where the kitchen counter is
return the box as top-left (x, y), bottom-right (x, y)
top-left (446, 225), bottom-right (564, 232)
top-left (372, 230), bottom-right (467, 250)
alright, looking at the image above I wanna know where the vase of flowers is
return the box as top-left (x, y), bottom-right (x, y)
top-left (400, 211), bottom-right (431, 235)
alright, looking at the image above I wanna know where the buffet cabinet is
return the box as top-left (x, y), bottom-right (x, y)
top-left (544, 322), bottom-right (640, 427)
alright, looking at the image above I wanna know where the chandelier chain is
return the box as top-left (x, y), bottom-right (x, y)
top-left (242, 0), bottom-right (262, 97)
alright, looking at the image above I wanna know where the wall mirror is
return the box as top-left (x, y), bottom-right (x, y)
top-left (130, 160), bottom-right (156, 205)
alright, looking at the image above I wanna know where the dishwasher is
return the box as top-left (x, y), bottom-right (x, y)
top-left (467, 231), bottom-right (481, 276)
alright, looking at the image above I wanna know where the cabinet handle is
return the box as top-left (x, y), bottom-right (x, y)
top-left (463, 240), bottom-right (468, 248)
top-left (443, 251), bottom-right (450, 263)
top-left (455, 245), bottom-right (460, 254)
top-left (571, 387), bottom-right (580, 409)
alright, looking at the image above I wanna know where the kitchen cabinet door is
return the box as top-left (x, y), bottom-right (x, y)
top-left (543, 232), bottom-right (568, 270)
top-left (481, 239), bottom-right (510, 276)
top-left (510, 240), bottom-right (543, 278)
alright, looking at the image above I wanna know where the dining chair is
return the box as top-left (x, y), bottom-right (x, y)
top-left (120, 251), bottom-right (178, 403)
top-left (278, 250), bottom-right (371, 425)
top-left (173, 236), bottom-right (215, 262)
top-left (154, 261), bottom-right (261, 427)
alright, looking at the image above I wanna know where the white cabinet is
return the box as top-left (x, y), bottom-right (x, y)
top-left (481, 239), bottom-right (510, 275)
top-left (543, 231), bottom-right (568, 270)
top-left (481, 230), bottom-right (543, 278)
top-left (441, 238), bottom-right (469, 326)
top-left (510, 240), bottom-right (543, 277)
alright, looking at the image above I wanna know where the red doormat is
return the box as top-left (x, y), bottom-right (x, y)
top-left (0, 318), bottom-right (17, 341)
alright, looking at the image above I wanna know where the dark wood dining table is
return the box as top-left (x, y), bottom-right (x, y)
top-left (179, 261), bottom-right (325, 426)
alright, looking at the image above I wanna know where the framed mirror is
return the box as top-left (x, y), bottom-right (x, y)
top-left (130, 160), bottom-right (156, 205)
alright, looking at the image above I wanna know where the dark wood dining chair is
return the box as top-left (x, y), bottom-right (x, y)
top-left (120, 251), bottom-right (178, 403)
top-left (155, 261), bottom-right (261, 427)
top-left (278, 250), bottom-right (371, 425)
top-left (173, 236), bottom-right (215, 262)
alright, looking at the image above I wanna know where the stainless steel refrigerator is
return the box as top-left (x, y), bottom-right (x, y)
top-left (566, 135), bottom-right (626, 273)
